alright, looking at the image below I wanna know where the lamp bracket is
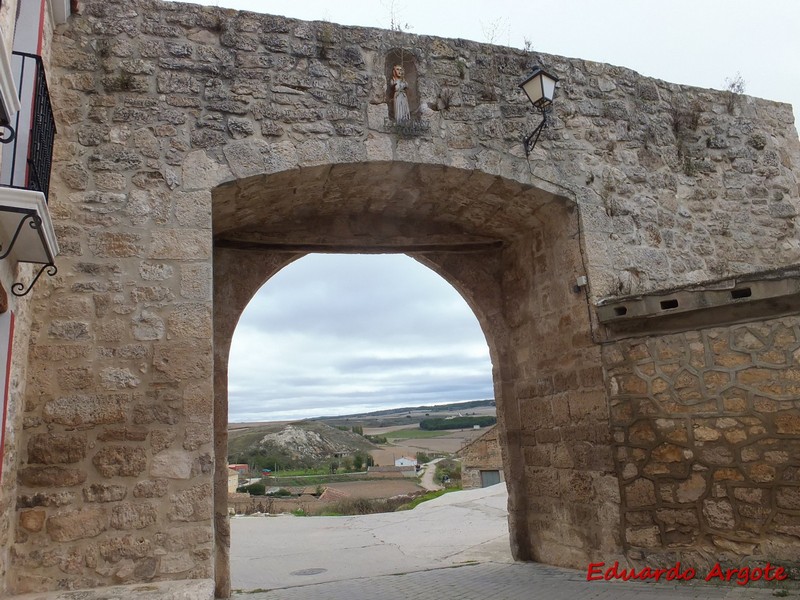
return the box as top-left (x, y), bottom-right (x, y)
top-left (0, 205), bottom-right (58, 296)
top-left (0, 122), bottom-right (15, 145)
top-left (12, 262), bottom-right (57, 297)
top-left (0, 210), bottom-right (41, 260)
top-left (523, 106), bottom-right (551, 157)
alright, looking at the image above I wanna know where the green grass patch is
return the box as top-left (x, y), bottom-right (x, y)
top-left (265, 473), bottom-right (373, 487)
top-left (270, 468), bottom-right (328, 477)
top-left (419, 416), bottom-right (496, 430)
top-left (396, 487), bottom-right (459, 510)
top-left (385, 428), bottom-right (450, 440)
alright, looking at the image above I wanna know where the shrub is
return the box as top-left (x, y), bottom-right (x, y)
top-left (238, 482), bottom-right (265, 496)
top-left (419, 416), bottom-right (496, 430)
top-left (435, 459), bottom-right (462, 486)
top-left (322, 495), bottom-right (421, 516)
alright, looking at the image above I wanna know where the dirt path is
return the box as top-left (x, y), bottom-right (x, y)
top-left (419, 458), bottom-right (443, 491)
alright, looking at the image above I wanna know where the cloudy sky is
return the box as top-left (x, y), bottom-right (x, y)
top-left (169, 0), bottom-right (800, 422)
top-left (229, 255), bottom-right (493, 422)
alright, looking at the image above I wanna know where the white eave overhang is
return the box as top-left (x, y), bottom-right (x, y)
top-left (0, 187), bottom-right (59, 265)
top-left (0, 29), bottom-right (20, 125)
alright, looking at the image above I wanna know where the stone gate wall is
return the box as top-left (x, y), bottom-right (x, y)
top-left (607, 316), bottom-right (800, 569)
top-left (0, 0), bottom-right (63, 595)
top-left (5, 0), bottom-right (800, 594)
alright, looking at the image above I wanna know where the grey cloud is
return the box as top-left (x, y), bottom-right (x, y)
top-left (228, 254), bottom-right (493, 421)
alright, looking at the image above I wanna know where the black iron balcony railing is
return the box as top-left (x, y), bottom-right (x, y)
top-left (0, 50), bottom-right (58, 296)
top-left (1, 51), bottom-right (56, 202)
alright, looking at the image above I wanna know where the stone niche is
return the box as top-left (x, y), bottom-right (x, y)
top-left (385, 48), bottom-right (420, 120)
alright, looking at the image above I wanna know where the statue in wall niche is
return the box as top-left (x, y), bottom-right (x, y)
top-left (391, 65), bottom-right (411, 123)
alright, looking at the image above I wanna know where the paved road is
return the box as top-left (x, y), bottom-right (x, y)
top-left (230, 485), bottom-right (796, 599)
top-left (419, 457), bottom-right (444, 490)
top-left (230, 484), bottom-right (511, 591)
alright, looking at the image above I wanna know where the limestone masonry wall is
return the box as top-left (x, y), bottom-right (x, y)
top-left (49, 0), bottom-right (800, 299)
top-left (607, 316), bottom-right (800, 571)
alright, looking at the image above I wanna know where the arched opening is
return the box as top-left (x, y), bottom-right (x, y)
top-left (211, 162), bottom-right (618, 597)
top-left (228, 254), bottom-right (494, 422)
top-left (225, 253), bottom-right (506, 590)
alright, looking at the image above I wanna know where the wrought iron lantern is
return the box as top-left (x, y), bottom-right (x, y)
top-left (519, 67), bottom-right (559, 156)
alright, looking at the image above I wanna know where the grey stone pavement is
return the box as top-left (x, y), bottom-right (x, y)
top-left (230, 485), bottom-right (797, 600)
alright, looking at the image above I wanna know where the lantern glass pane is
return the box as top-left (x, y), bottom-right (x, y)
top-left (523, 76), bottom-right (543, 105)
top-left (542, 75), bottom-right (556, 102)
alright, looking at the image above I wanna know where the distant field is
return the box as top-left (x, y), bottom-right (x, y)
top-left (226, 402), bottom-right (496, 473)
top-left (323, 479), bottom-right (423, 499)
top-left (385, 428), bottom-right (450, 440)
top-left (370, 426), bottom-right (488, 467)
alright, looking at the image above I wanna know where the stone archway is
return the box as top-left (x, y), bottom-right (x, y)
top-left (211, 161), bottom-right (618, 596)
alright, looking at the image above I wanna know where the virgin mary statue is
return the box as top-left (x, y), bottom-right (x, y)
top-left (392, 65), bottom-right (411, 123)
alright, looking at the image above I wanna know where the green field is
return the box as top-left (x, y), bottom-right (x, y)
top-left (397, 488), bottom-right (460, 510)
top-left (385, 428), bottom-right (450, 440)
top-left (264, 473), bottom-right (373, 487)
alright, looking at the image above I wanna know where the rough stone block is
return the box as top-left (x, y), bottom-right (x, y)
top-left (151, 449), bottom-right (193, 479)
top-left (19, 510), bottom-right (47, 532)
top-left (175, 190), bottom-right (212, 228)
top-left (43, 394), bottom-right (127, 427)
top-left (153, 341), bottom-right (212, 382)
top-left (100, 367), bottom-right (141, 390)
top-left (168, 484), bottom-right (213, 522)
top-left (675, 473), bottom-right (707, 503)
top-left (625, 525), bottom-right (661, 547)
top-left (148, 229), bottom-right (211, 260)
top-left (776, 486), bottom-right (800, 510)
top-left (83, 483), bottom-right (128, 503)
top-left (181, 150), bottom-right (232, 191)
top-left (48, 320), bottom-right (90, 340)
top-left (625, 478), bottom-right (656, 508)
top-left (111, 502), bottom-right (158, 530)
top-left (167, 304), bottom-right (212, 339)
top-left (93, 446), bottom-right (148, 478)
top-left (775, 412), bottom-right (800, 434)
top-left (27, 433), bottom-right (87, 465)
top-left (133, 479), bottom-right (169, 498)
top-left (88, 232), bottom-right (143, 257)
top-left (702, 498), bottom-right (736, 529)
top-left (180, 263), bottom-right (211, 300)
top-left (17, 491), bottom-right (76, 508)
top-left (97, 427), bottom-right (149, 442)
top-left (99, 536), bottom-right (154, 562)
top-left (18, 466), bottom-right (87, 488)
top-left (46, 507), bottom-right (108, 542)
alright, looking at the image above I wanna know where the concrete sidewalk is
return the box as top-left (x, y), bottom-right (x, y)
top-left (230, 484), bottom-right (512, 591)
